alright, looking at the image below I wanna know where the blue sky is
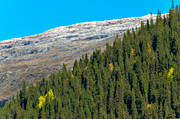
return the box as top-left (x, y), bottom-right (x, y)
top-left (0, 0), bottom-right (177, 41)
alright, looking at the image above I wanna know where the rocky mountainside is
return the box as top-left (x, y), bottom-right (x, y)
top-left (0, 14), bottom-right (158, 101)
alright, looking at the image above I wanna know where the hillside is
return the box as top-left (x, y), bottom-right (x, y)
top-left (0, 7), bottom-right (179, 119)
top-left (0, 14), bottom-right (157, 101)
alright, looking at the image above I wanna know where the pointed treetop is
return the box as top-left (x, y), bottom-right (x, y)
top-left (172, 0), bottom-right (174, 9)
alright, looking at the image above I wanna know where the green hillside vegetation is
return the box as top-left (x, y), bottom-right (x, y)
top-left (0, 7), bottom-right (180, 119)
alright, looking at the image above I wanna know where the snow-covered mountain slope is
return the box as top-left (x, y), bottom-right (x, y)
top-left (0, 14), bottom-right (158, 101)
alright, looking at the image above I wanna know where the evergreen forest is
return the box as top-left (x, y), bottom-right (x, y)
top-left (0, 6), bottom-right (180, 119)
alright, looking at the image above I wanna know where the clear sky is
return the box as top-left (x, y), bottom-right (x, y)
top-left (0, 0), bottom-right (177, 41)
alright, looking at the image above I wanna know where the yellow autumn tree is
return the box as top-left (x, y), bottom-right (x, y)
top-left (38, 96), bottom-right (46, 109)
top-left (71, 74), bottom-right (74, 79)
top-left (130, 48), bottom-right (135, 57)
top-left (47, 89), bottom-right (54, 100)
top-left (147, 104), bottom-right (151, 108)
top-left (109, 63), bottom-right (114, 72)
top-left (38, 89), bottom-right (54, 109)
top-left (168, 67), bottom-right (174, 79)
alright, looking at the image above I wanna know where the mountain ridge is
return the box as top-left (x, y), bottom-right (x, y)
top-left (0, 14), bottom-right (158, 43)
top-left (0, 14), bottom-right (161, 101)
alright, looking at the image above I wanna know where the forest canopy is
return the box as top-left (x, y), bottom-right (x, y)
top-left (0, 6), bottom-right (180, 119)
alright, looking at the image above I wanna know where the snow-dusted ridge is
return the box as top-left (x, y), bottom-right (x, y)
top-left (0, 14), bottom-right (158, 44)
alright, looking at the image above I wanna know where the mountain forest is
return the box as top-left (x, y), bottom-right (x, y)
top-left (0, 6), bottom-right (179, 119)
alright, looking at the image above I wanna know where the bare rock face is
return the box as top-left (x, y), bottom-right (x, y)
top-left (0, 14), bottom-right (157, 100)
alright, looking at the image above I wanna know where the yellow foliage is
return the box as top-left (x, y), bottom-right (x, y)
top-left (47, 89), bottom-right (54, 100)
top-left (130, 48), bottom-right (135, 56)
top-left (168, 67), bottom-right (174, 79)
top-left (44, 94), bottom-right (47, 98)
top-left (38, 96), bottom-right (46, 109)
top-left (71, 74), bottom-right (74, 79)
top-left (109, 63), bottom-right (114, 72)
top-left (147, 104), bottom-right (151, 108)
top-left (38, 89), bottom-right (54, 109)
